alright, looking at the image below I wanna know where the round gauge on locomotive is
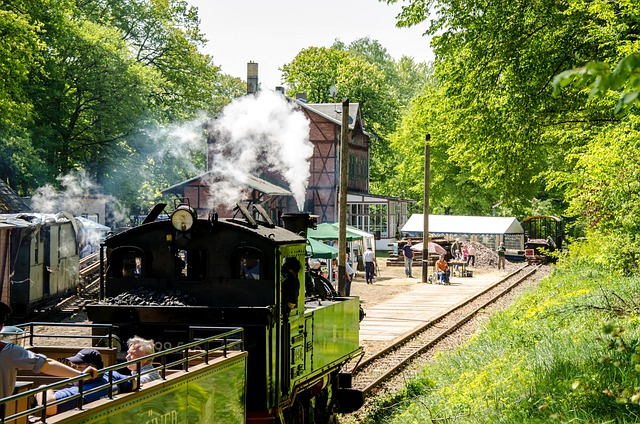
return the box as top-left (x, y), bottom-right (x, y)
top-left (171, 206), bottom-right (196, 232)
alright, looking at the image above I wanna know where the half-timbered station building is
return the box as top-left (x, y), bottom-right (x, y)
top-left (162, 64), bottom-right (411, 250)
top-left (162, 94), bottom-right (410, 250)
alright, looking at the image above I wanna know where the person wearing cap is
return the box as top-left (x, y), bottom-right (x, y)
top-left (125, 336), bottom-right (160, 385)
top-left (0, 302), bottom-right (99, 400)
top-left (41, 348), bottom-right (133, 415)
top-left (363, 246), bottom-right (377, 284)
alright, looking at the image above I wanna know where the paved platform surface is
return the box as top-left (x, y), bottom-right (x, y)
top-left (358, 272), bottom-right (504, 342)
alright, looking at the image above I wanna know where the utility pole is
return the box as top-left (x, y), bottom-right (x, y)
top-left (337, 99), bottom-right (350, 295)
top-left (422, 134), bottom-right (431, 284)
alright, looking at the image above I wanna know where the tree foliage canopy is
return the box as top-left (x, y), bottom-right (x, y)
top-left (0, 0), bottom-right (244, 213)
top-left (281, 39), bottom-right (430, 193)
top-left (383, 0), bottom-right (639, 222)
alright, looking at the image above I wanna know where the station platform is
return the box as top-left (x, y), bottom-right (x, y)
top-left (355, 270), bottom-right (504, 343)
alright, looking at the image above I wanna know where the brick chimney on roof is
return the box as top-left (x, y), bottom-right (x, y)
top-left (247, 62), bottom-right (258, 94)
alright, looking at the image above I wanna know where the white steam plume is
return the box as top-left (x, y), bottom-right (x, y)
top-left (208, 90), bottom-right (313, 210)
top-left (30, 169), bottom-right (125, 224)
top-left (145, 111), bottom-right (209, 175)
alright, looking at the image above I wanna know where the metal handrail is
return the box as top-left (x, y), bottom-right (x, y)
top-left (11, 322), bottom-right (116, 349)
top-left (0, 326), bottom-right (244, 423)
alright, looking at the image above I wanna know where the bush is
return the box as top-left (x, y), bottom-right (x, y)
top-left (566, 231), bottom-right (640, 276)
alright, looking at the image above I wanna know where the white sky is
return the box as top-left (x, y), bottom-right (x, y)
top-left (184, 0), bottom-right (434, 91)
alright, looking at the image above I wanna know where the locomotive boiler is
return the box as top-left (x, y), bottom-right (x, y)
top-left (86, 202), bottom-right (363, 422)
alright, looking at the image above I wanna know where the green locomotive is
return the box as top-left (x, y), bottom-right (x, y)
top-left (83, 202), bottom-right (363, 422)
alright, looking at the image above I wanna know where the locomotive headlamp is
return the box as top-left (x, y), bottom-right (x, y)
top-left (171, 205), bottom-right (196, 232)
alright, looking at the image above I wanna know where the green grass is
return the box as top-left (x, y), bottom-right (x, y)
top-left (356, 249), bottom-right (640, 423)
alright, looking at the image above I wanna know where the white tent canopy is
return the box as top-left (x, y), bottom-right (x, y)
top-left (342, 224), bottom-right (376, 254)
top-left (401, 214), bottom-right (524, 236)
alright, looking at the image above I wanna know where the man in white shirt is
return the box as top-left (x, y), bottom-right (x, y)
top-left (363, 247), bottom-right (377, 284)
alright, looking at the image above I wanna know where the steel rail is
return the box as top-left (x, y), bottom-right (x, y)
top-left (351, 264), bottom-right (540, 394)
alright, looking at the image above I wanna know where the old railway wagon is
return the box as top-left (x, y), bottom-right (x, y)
top-left (0, 213), bottom-right (80, 318)
top-left (85, 202), bottom-right (363, 422)
top-left (522, 215), bottom-right (563, 263)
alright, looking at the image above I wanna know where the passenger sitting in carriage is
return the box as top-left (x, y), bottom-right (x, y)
top-left (39, 348), bottom-right (133, 416)
top-left (125, 336), bottom-right (161, 385)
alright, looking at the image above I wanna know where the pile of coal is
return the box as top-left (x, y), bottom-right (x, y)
top-left (99, 287), bottom-right (198, 306)
top-left (468, 241), bottom-right (498, 268)
top-left (467, 241), bottom-right (520, 271)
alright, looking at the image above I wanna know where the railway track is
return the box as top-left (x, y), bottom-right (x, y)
top-left (346, 264), bottom-right (540, 397)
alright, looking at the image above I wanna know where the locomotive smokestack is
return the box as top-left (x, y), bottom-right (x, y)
top-left (247, 62), bottom-right (258, 94)
top-left (281, 213), bottom-right (316, 239)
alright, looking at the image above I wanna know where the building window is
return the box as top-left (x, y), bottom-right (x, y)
top-left (348, 204), bottom-right (388, 237)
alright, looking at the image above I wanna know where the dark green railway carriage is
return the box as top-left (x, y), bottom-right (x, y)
top-left (86, 204), bottom-right (363, 422)
top-left (1, 214), bottom-right (80, 318)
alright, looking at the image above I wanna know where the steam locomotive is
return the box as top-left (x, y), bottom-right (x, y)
top-left (85, 202), bottom-right (363, 422)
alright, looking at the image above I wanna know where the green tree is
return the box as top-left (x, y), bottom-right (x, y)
top-left (27, 13), bottom-right (154, 182)
top-left (281, 47), bottom-right (350, 103)
top-left (0, 0), bottom-right (46, 192)
top-left (381, 0), bottom-right (633, 218)
top-left (332, 38), bottom-right (431, 194)
top-left (90, 0), bottom-right (220, 119)
top-left (554, 53), bottom-right (640, 115)
top-left (6, 0), bottom-right (230, 212)
top-left (390, 82), bottom-right (502, 215)
top-left (281, 41), bottom-right (434, 194)
top-left (549, 116), bottom-right (640, 235)
top-left (334, 37), bottom-right (430, 108)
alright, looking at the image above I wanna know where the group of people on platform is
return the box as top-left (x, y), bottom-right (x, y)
top-left (400, 238), bottom-right (479, 281)
top-left (449, 238), bottom-right (478, 267)
top-left (0, 301), bottom-right (161, 417)
top-left (400, 238), bottom-right (509, 284)
top-left (304, 237), bottom-right (508, 295)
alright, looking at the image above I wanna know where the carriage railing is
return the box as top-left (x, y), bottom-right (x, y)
top-left (0, 326), bottom-right (244, 424)
top-left (6, 322), bottom-right (117, 349)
